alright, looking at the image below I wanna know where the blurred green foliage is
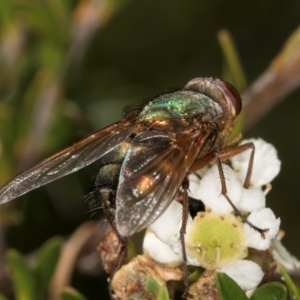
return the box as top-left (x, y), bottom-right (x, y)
top-left (0, 0), bottom-right (300, 299)
top-left (5, 237), bottom-right (62, 300)
top-left (60, 287), bottom-right (86, 300)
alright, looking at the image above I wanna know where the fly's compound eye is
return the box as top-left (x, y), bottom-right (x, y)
top-left (216, 80), bottom-right (242, 116)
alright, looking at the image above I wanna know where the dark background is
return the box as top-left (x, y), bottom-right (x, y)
top-left (0, 0), bottom-right (300, 299)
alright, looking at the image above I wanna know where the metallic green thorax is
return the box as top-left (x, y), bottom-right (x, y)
top-left (140, 90), bottom-right (223, 122)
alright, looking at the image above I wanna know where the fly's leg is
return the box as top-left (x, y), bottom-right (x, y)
top-left (90, 163), bottom-right (128, 298)
top-left (190, 142), bottom-right (268, 237)
top-left (106, 214), bottom-right (128, 300)
top-left (190, 142), bottom-right (255, 174)
top-left (107, 214), bottom-right (128, 269)
top-left (213, 151), bottom-right (268, 237)
top-left (232, 142), bottom-right (254, 189)
top-left (99, 191), bottom-right (128, 299)
top-left (180, 177), bottom-right (194, 299)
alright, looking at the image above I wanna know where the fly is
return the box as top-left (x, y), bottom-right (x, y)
top-left (0, 77), bottom-right (265, 298)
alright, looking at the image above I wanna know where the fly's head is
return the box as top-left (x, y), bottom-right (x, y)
top-left (185, 77), bottom-right (242, 143)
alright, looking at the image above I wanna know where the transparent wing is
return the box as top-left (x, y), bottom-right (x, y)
top-left (116, 129), bottom-right (207, 236)
top-left (0, 120), bottom-right (134, 204)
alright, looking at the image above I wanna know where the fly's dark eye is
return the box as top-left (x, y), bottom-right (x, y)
top-left (216, 80), bottom-right (242, 115)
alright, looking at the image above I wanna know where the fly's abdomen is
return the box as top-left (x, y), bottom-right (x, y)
top-left (88, 142), bottom-right (129, 220)
top-left (96, 164), bottom-right (121, 217)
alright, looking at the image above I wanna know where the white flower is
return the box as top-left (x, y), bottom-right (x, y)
top-left (143, 138), bottom-right (281, 291)
top-left (231, 138), bottom-right (281, 187)
top-left (143, 200), bottom-right (268, 290)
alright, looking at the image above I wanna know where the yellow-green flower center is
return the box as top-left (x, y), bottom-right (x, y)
top-left (186, 212), bottom-right (247, 270)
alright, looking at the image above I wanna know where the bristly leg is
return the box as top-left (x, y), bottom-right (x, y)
top-left (213, 151), bottom-right (268, 238)
top-left (106, 216), bottom-right (128, 300)
top-left (190, 142), bottom-right (269, 238)
top-left (180, 177), bottom-right (194, 299)
top-left (107, 214), bottom-right (128, 269)
top-left (86, 184), bottom-right (128, 298)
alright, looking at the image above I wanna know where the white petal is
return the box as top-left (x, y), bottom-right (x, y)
top-left (188, 168), bottom-right (210, 198)
top-left (189, 167), bottom-right (209, 185)
top-left (186, 254), bottom-right (202, 266)
top-left (143, 229), bottom-right (183, 267)
top-left (238, 187), bottom-right (266, 213)
top-left (231, 138), bottom-right (281, 187)
top-left (188, 173), bottom-right (202, 199)
top-left (244, 208), bottom-right (280, 250)
top-left (149, 201), bottom-right (192, 248)
top-left (271, 236), bottom-right (300, 270)
top-left (189, 164), bottom-right (243, 214)
top-left (217, 259), bottom-right (264, 290)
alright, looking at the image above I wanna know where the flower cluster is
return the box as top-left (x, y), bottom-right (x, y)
top-left (143, 138), bottom-right (281, 291)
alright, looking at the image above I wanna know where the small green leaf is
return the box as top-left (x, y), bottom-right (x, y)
top-left (271, 26), bottom-right (300, 68)
top-left (60, 287), bottom-right (87, 300)
top-left (250, 282), bottom-right (287, 300)
top-left (109, 0), bottom-right (131, 12)
top-left (215, 273), bottom-right (248, 300)
top-left (145, 275), bottom-right (161, 296)
top-left (35, 236), bottom-right (62, 297)
top-left (0, 0), bottom-right (15, 28)
top-left (6, 249), bottom-right (37, 300)
top-left (156, 287), bottom-right (170, 300)
top-left (188, 267), bottom-right (203, 284)
top-left (145, 276), bottom-right (170, 300)
top-left (217, 29), bottom-right (247, 93)
top-left (0, 293), bottom-right (10, 300)
top-left (217, 29), bottom-right (246, 139)
top-left (278, 264), bottom-right (300, 300)
top-left (126, 237), bottom-right (138, 263)
top-left (0, 208), bottom-right (24, 226)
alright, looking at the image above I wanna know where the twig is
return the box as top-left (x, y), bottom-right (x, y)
top-left (243, 26), bottom-right (300, 131)
top-left (65, 0), bottom-right (112, 72)
top-left (49, 221), bottom-right (102, 300)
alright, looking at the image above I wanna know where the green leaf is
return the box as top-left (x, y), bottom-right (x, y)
top-left (60, 287), bottom-right (87, 300)
top-left (6, 249), bottom-right (37, 300)
top-left (278, 264), bottom-right (300, 300)
top-left (250, 282), bottom-right (287, 300)
top-left (35, 237), bottom-right (62, 297)
top-left (0, 0), bottom-right (15, 28)
top-left (215, 273), bottom-right (248, 300)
